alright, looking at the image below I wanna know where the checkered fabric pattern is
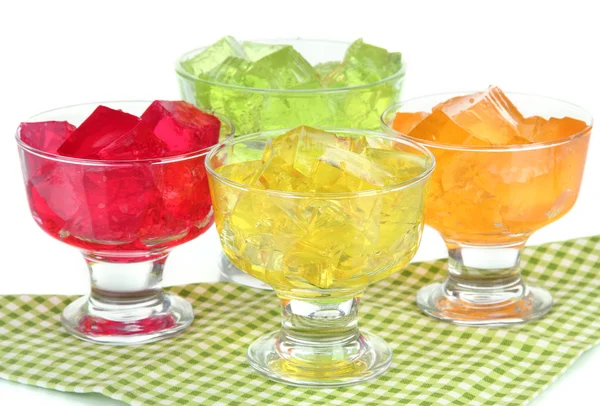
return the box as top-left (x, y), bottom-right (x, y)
top-left (0, 235), bottom-right (599, 405)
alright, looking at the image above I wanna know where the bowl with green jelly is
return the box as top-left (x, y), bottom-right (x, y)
top-left (175, 37), bottom-right (406, 136)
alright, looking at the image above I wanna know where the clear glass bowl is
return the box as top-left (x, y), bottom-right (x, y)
top-left (177, 39), bottom-right (406, 289)
top-left (16, 101), bottom-right (233, 344)
top-left (382, 93), bottom-right (593, 326)
top-left (206, 128), bottom-right (434, 386)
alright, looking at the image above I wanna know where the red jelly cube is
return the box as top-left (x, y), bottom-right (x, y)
top-left (20, 121), bottom-right (76, 153)
top-left (26, 181), bottom-right (66, 235)
top-left (57, 106), bottom-right (140, 158)
top-left (77, 167), bottom-right (161, 243)
top-left (141, 101), bottom-right (221, 155)
top-left (152, 156), bottom-right (212, 235)
top-left (29, 164), bottom-right (86, 230)
top-left (19, 122), bottom-right (77, 180)
top-left (94, 121), bottom-right (169, 160)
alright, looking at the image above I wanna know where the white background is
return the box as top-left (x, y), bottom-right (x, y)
top-left (0, 0), bottom-right (599, 404)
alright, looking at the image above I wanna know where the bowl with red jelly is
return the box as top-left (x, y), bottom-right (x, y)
top-left (16, 100), bottom-right (233, 345)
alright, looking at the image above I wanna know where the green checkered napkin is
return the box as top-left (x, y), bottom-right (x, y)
top-left (1, 236), bottom-right (599, 406)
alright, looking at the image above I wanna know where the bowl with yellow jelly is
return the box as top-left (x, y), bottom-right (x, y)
top-left (206, 126), bottom-right (434, 386)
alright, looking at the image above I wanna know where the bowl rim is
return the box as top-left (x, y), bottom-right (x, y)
top-left (205, 127), bottom-right (436, 199)
top-left (15, 100), bottom-right (235, 166)
top-left (175, 38), bottom-right (406, 94)
top-left (380, 91), bottom-right (593, 152)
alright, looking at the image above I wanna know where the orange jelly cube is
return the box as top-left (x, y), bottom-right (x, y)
top-left (435, 86), bottom-right (528, 145)
top-left (409, 109), bottom-right (489, 146)
top-left (518, 116), bottom-right (547, 142)
top-left (538, 117), bottom-right (587, 143)
top-left (519, 116), bottom-right (588, 143)
top-left (392, 111), bottom-right (429, 135)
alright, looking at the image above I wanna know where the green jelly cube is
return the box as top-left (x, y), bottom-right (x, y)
top-left (322, 39), bottom-right (403, 87)
top-left (242, 41), bottom-right (286, 62)
top-left (314, 61), bottom-right (341, 77)
top-left (181, 36), bottom-right (247, 77)
top-left (208, 86), bottom-right (265, 134)
top-left (245, 46), bottom-right (321, 90)
top-left (206, 56), bottom-right (251, 86)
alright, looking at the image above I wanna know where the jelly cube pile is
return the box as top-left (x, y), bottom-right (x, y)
top-left (19, 101), bottom-right (221, 252)
top-left (181, 37), bottom-right (403, 90)
top-left (212, 127), bottom-right (430, 291)
top-left (393, 86), bottom-right (588, 146)
top-left (391, 86), bottom-right (590, 243)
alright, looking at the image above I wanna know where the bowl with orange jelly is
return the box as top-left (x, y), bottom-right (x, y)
top-left (382, 87), bottom-right (592, 326)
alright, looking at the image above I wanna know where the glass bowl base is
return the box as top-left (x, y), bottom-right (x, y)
top-left (219, 253), bottom-right (272, 290)
top-left (416, 282), bottom-right (553, 327)
top-left (247, 330), bottom-right (392, 387)
top-left (61, 292), bottom-right (194, 345)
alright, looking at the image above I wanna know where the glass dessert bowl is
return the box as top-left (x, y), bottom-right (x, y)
top-left (206, 126), bottom-right (434, 386)
top-left (16, 101), bottom-right (233, 344)
top-left (177, 37), bottom-right (407, 289)
top-left (382, 89), bottom-right (593, 326)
